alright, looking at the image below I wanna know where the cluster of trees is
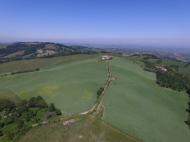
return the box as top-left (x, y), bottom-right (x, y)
top-left (156, 71), bottom-right (190, 91)
top-left (0, 96), bottom-right (61, 141)
top-left (11, 68), bottom-right (40, 75)
top-left (97, 87), bottom-right (104, 98)
top-left (141, 55), bottom-right (159, 71)
top-left (140, 54), bottom-right (190, 92)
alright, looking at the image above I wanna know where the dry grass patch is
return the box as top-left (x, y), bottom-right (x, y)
top-left (3, 50), bottom-right (25, 58)
top-left (19, 115), bottom-right (141, 142)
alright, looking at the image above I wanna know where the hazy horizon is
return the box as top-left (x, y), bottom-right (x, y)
top-left (0, 0), bottom-right (190, 48)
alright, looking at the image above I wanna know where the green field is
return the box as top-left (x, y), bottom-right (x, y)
top-left (44, 44), bottom-right (55, 49)
top-left (19, 115), bottom-right (140, 142)
top-left (0, 90), bottom-right (21, 103)
top-left (0, 57), bottom-right (107, 116)
top-left (0, 54), bottom-right (99, 73)
top-left (0, 44), bottom-right (10, 49)
top-left (3, 50), bottom-right (25, 58)
top-left (102, 57), bottom-right (190, 142)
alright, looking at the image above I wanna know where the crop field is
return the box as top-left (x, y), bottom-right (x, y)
top-left (19, 115), bottom-right (140, 142)
top-left (3, 50), bottom-right (25, 58)
top-left (102, 57), bottom-right (190, 142)
top-left (0, 54), bottom-right (99, 73)
top-left (0, 57), bottom-right (107, 116)
top-left (0, 44), bottom-right (10, 49)
top-left (0, 90), bottom-right (21, 103)
top-left (44, 44), bottom-right (56, 49)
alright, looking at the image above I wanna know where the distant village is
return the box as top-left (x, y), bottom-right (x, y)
top-left (37, 49), bottom-right (55, 57)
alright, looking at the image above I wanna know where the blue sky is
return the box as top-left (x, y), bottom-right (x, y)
top-left (0, 0), bottom-right (190, 47)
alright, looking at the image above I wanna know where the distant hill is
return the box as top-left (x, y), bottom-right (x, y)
top-left (0, 42), bottom-right (99, 60)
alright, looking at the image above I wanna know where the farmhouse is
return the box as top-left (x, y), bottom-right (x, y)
top-left (45, 50), bottom-right (55, 55)
top-left (101, 55), bottom-right (113, 60)
top-left (156, 66), bottom-right (167, 72)
top-left (37, 49), bottom-right (43, 54)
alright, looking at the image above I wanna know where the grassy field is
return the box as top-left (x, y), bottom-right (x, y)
top-left (44, 44), bottom-right (55, 49)
top-left (0, 54), bottom-right (99, 73)
top-left (0, 90), bottom-right (21, 103)
top-left (19, 115), bottom-right (140, 142)
top-left (102, 57), bottom-right (190, 142)
top-left (3, 50), bottom-right (25, 58)
top-left (0, 44), bottom-right (10, 49)
top-left (0, 56), bottom-right (107, 116)
top-left (124, 55), bottom-right (145, 66)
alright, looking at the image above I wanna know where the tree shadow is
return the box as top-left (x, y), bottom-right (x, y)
top-left (186, 109), bottom-right (190, 113)
top-left (184, 121), bottom-right (189, 125)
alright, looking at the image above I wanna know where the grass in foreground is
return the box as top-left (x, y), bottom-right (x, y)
top-left (102, 57), bottom-right (190, 142)
top-left (19, 115), bottom-right (141, 142)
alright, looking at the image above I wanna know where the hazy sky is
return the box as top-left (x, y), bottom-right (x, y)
top-left (0, 0), bottom-right (190, 47)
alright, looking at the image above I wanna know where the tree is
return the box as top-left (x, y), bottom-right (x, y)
top-left (49, 103), bottom-right (55, 112)
top-left (7, 132), bottom-right (14, 140)
top-left (17, 100), bottom-right (28, 114)
top-left (0, 130), bottom-right (3, 137)
top-left (187, 115), bottom-right (190, 129)
top-left (17, 120), bottom-right (24, 128)
top-left (28, 110), bottom-right (36, 118)
top-left (55, 109), bottom-right (62, 115)
top-left (3, 116), bottom-right (14, 125)
top-left (28, 97), bottom-right (37, 107)
top-left (25, 114), bottom-right (30, 122)
top-left (47, 114), bottom-right (52, 119)
top-left (0, 99), bottom-right (16, 112)
top-left (0, 122), bottom-right (4, 129)
top-left (97, 87), bottom-right (104, 97)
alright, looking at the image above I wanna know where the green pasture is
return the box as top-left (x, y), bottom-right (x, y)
top-left (3, 50), bottom-right (25, 58)
top-left (44, 44), bottom-right (55, 49)
top-left (0, 54), bottom-right (99, 73)
top-left (0, 57), bottom-right (107, 116)
top-left (102, 57), bottom-right (190, 142)
top-left (124, 56), bottom-right (144, 66)
top-left (0, 44), bottom-right (9, 49)
top-left (0, 90), bottom-right (21, 103)
top-left (19, 115), bottom-right (140, 142)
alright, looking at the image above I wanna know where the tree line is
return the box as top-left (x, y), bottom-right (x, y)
top-left (11, 68), bottom-right (40, 75)
top-left (156, 71), bottom-right (190, 91)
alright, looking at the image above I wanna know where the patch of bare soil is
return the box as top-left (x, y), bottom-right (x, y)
top-left (78, 135), bottom-right (83, 139)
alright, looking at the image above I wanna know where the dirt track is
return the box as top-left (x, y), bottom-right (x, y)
top-left (80, 61), bottom-right (111, 115)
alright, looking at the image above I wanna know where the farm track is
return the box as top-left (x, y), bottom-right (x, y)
top-left (59, 60), bottom-right (111, 121)
top-left (79, 61), bottom-right (111, 115)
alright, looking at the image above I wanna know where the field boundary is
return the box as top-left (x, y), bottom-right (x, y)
top-left (79, 61), bottom-right (112, 115)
